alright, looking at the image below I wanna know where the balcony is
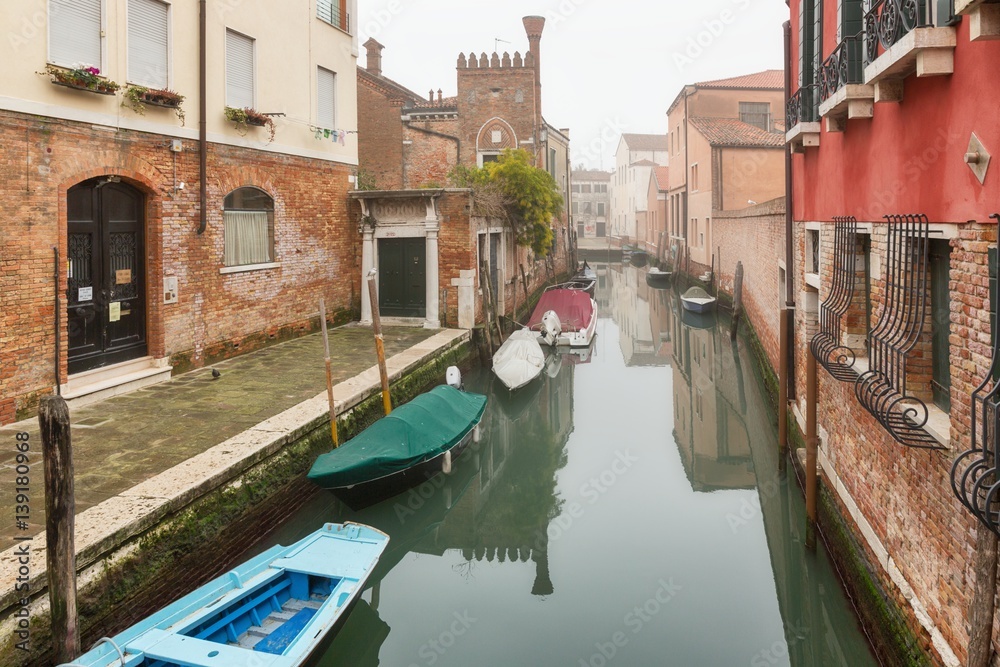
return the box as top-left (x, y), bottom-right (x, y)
top-left (862, 0), bottom-right (957, 102)
top-left (817, 36), bottom-right (874, 132)
top-left (955, 0), bottom-right (1000, 40)
top-left (785, 86), bottom-right (820, 151)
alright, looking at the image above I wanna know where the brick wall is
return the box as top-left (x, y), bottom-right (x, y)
top-left (0, 110), bottom-right (357, 423)
top-left (456, 57), bottom-right (538, 166)
top-left (402, 118), bottom-right (461, 188)
top-left (357, 81), bottom-right (404, 190)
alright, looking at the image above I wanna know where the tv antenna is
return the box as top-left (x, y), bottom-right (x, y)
top-left (495, 37), bottom-right (510, 52)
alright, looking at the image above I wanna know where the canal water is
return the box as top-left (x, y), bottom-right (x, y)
top-left (258, 262), bottom-right (878, 666)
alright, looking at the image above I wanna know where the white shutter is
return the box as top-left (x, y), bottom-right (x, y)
top-left (226, 29), bottom-right (255, 109)
top-left (128, 0), bottom-right (169, 89)
top-left (49, 0), bottom-right (102, 69)
top-left (317, 67), bottom-right (336, 128)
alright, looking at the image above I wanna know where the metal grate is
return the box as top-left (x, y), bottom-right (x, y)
top-left (810, 217), bottom-right (860, 381)
top-left (854, 214), bottom-right (943, 449)
top-left (952, 214), bottom-right (1000, 532)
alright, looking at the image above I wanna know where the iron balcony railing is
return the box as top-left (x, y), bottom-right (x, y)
top-left (952, 214), bottom-right (1000, 533)
top-left (786, 85), bottom-right (818, 130)
top-left (863, 0), bottom-right (933, 67)
top-left (818, 36), bottom-right (865, 103)
top-left (855, 214), bottom-right (944, 449)
top-left (810, 218), bottom-right (861, 381)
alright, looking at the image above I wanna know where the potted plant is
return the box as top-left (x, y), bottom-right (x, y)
top-left (122, 85), bottom-right (186, 125)
top-left (224, 106), bottom-right (275, 143)
top-left (41, 64), bottom-right (120, 95)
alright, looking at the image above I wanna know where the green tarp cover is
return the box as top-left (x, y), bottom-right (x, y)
top-left (308, 385), bottom-right (487, 489)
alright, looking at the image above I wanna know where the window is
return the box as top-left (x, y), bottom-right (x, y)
top-left (226, 29), bottom-right (255, 109)
top-left (480, 153), bottom-right (499, 165)
top-left (807, 229), bottom-right (820, 274)
top-left (224, 187), bottom-right (274, 267)
top-left (128, 0), bottom-right (169, 89)
top-left (739, 102), bottom-right (771, 132)
top-left (929, 239), bottom-right (952, 411)
top-left (597, 202), bottom-right (605, 216)
top-left (549, 148), bottom-right (557, 178)
top-left (571, 184), bottom-right (581, 193)
top-left (317, 0), bottom-right (348, 31)
top-left (572, 202), bottom-right (579, 214)
top-left (690, 164), bottom-right (699, 192)
top-left (317, 66), bottom-right (336, 129)
top-left (582, 184), bottom-right (592, 193)
top-left (584, 202), bottom-right (592, 214)
top-left (49, 0), bottom-right (102, 69)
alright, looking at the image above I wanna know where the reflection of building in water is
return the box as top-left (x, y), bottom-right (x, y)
top-left (605, 264), bottom-right (666, 367)
top-left (415, 363), bottom-right (575, 596)
top-left (671, 304), bottom-right (755, 491)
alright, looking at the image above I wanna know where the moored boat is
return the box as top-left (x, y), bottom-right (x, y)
top-left (527, 288), bottom-right (598, 348)
top-left (492, 328), bottom-right (546, 391)
top-left (680, 285), bottom-right (717, 313)
top-left (645, 266), bottom-right (672, 287)
top-left (307, 385), bottom-right (487, 509)
top-left (61, 523), bottom-right (389, 667)
top-left (545, 261), bottom-right (597, 296)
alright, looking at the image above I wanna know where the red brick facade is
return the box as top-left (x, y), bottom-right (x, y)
top-left (0, 110), bottom-right (357, 423)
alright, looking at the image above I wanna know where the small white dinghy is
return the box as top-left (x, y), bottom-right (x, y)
top-left (493, 328), bottom-right (546, 391)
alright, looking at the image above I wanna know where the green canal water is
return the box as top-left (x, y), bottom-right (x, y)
top-left (261, 263), bottom-right (879, 666)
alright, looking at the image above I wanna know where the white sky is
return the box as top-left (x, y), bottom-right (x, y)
top-left (357, 0), bottom-right (789, 170)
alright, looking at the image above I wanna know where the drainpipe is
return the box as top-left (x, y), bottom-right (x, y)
top-left (197, 0), bottom-right (207, 235)
top-left (683, 88), bottom-right (690, 274)
top-left (779, 20), bottom-right (795, 469)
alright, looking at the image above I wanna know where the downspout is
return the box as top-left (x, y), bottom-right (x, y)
top-left (197, 0), bottom-right (207, 235)
top-left (779, 19), bottom-right (795, 468)
top-left (784, 20), bottom-right (796, 402)
top-left (683, 88), bottom-right (690, 271)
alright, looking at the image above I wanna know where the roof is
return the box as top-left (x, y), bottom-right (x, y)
top-left (653, 166), bottom-right (670, 190)
top-left (688, 117), bottom-right (784, 148)
top-left (631, 159), bottom-right (659, 167)
top-left (696, 69), bottom-right (784, 90)
top-left (620, 133), bottom-right (669, 152)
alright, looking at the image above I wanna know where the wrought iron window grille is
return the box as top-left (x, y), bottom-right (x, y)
top-left (810, 217), bottom-right (860, 381)
top-left (952, 214), bottom-right (1000, 533)
top-left (854, 214), bottom-right (944, 449)
top-left (786, 85), bottom-right (818, 129)
top-left (863, 0), bottom-right (933, 67)
top-left (818, 35), bottom-right (865, 103)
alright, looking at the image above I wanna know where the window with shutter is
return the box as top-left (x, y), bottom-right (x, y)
top-left (49, 0), bottom-right (102, 69)
top-left (317, 0), bottom-right (347, 30)
top-left (128, 0), bottom-right (169, 89)
top-left (317, 67), bottom-right (336, 129)
top-left (226, 29), bottom-right (255, 109)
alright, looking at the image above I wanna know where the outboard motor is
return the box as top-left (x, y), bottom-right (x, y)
top-left (539, 310), bottom-right (562, 347)
top-left (446, 365), bottom-right (463, 390)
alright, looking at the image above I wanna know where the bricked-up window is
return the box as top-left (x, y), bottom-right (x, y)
top-left (128, 0), bottom-right (169, 89)
top-left (317, 0), bottom-right (349, 31)
top-left (224, 187), bottom-right (274, 267)
top-left (316, 67), bottom-right (336, 129)
top-left (225, 29), bottom-right (255, 110)
top-left (49, 0), bottom-right (102, 69)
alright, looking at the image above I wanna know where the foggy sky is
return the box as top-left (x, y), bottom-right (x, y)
top-left (356, 0), bottom-right (789, 170)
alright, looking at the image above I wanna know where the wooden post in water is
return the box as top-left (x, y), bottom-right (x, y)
top-left (366, 273), bottom-right (393, 416)
top-left (730, 261), bottom-right (744, 342)
top-left (805, 347), bottom-right (818, 551)
top-left (519, 264), bottom-right (529, 302)
top-left (39, 396), bottom-right (79, 663)
top-left (778, 308), bottom-right (789, 474)
top-left (319, 299), bottom-right (338, 447)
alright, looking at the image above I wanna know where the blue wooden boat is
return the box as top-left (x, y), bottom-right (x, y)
top-left (680, 285), bottom-right (717, 313)
top-left (61, 523), bottom-right (389, 667)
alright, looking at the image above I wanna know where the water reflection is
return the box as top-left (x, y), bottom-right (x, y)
top-left (253, 262), bottom-right (876, 666)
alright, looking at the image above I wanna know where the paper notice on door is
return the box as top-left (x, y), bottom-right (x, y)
top-left (116, 269), bottom-right (132, 285)
top-left (109, 302), bottom-right (121, 322)
top-left (78, 286), bottom-right (93, 302)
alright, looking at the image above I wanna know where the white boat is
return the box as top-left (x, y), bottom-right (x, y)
top-left (680, 286), bottom-right (717, 313)
top-left (492, 328), bottom-right (546, 391)
top-left (527, 288), bottom-right (598, 348)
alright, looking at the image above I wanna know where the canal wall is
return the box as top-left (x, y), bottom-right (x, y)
top-left (0, 331), bottom-right (474, 666)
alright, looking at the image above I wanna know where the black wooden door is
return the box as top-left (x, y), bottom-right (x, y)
top-left (378, 238), bottom-right (426, 317)
top-left (67, 180), bottom-right (147, 374)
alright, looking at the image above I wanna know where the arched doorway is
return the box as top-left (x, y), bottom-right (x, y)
top-left (67, 178), bottom-right (148, 374)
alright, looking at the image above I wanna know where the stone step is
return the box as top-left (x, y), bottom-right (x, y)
top-left (63, 356), bottom-right (172, 409)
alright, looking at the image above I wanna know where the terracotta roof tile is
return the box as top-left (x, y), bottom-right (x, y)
top-left (621, 133), bottom-right (669, 151)
top-left (654, 166), bottom-right (670, 190)
top-left (696, 69), bottom-right (784, 90)
top-left (688, 117), bottom-right (784, 147)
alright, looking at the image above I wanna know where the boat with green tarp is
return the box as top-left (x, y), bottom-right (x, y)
top-left (307, 385), bottom-right (487, 509)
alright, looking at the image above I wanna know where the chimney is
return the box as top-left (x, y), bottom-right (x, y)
top-left (437, 89), bottom-right (443, 104)
top-left (522, 16), bottom-right (545, 160)
top-left (363, 37), bottom-right (384, 76)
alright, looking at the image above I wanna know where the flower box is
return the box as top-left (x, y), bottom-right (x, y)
top-left (43, 65), bottom-right (120, 95)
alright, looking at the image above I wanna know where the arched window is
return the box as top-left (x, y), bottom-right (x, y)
top-left (223, 187), bottom-right (274, 266)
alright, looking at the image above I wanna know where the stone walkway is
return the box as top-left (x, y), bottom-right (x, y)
top-left (0, 324), bottom-right (439, 551)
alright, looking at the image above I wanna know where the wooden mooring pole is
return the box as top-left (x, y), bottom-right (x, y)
top-left (730, 261), bottom-right (744, 342)
top-left (805, 347), bottom-right (819, 551)
top-left (319, 299), bottom-right (338, 447)
top-left (366, 273), bottom-right (393, 416)
top-left (39, 395), bottom-right (79, 663)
